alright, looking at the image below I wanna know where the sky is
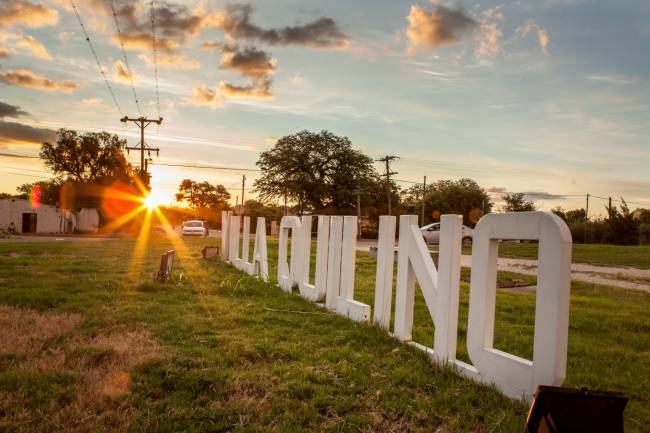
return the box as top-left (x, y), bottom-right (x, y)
top-left (1, 0), bottom-right (649, 215)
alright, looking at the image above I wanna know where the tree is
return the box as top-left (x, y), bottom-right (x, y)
top-left (501, 193), bottom-right (536, 212)
top-left (253, 130), bottom-right (378, 214)
top-left (175, 179), bottom-right (231, 209)
top-left (403, 178), bottom-right (492, 226)
top-left (16, 180), bottom-right (62, 207)
top-left (40, 129), bottom-right (135, 184)
top-left (603, 198), bottom-right (639, 245)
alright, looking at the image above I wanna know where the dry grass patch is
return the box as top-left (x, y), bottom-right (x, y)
top-left (0, 305), bottom-right (164, 432)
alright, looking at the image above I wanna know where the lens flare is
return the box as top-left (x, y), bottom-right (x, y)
top-left (29, 184), bottom-right (41, 209)
top-left (143, 190), bottom-right (165, 210)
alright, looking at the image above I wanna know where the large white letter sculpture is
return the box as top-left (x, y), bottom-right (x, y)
top-left (247, 217), bottom-right (269, 282)
top-left (373, 216), bottom-right (396, 330)
top-left (325, 216), bottom-right (343, 311)
top-left (299, 216), bottom-right (330, 302)
top-left (463, 211), bottom-right (572, 400)
top-left (392, 214), bottom-right (462, 363)
top-left (277, 216), bottom-right (302, 293)
top-left (335, 216), bottom-right (371, 322)
top-left (220, 210), bottom-right (232, 261)
top-left (220, 211), bottom-right (572, 402)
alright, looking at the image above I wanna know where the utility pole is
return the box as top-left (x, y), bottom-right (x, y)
top-left (377, 155), bottom-right (399, 215)
top-left (241, 175), bottom-right (246, 209)
top-left (121, 116), bottom-right (163, 185)
top-left (584, 193), bottom-right (589, 244)
top-left (421, 175), bottom-right (427, 225)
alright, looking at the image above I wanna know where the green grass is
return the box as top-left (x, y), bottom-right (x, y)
top-left (455, 242), bottom-right (650, 269)
top-left (0, 237), bottom-right (648, 432)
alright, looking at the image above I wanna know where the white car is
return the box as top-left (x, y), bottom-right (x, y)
top-left (181, 220), bottom-right (208, 237)
top-left (421, 222), bottom-right (474, 246)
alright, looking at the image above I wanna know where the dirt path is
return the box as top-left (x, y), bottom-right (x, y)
top-left (459, 256), bottom-right (650, 293)
top-left (356, 241), bottom-right (650, 293)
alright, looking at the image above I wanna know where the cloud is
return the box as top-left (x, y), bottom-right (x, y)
top-left (586, 74), bottom-right (636, 86)
top-left (406, 2), bottom-right (478, 52)
top-left (0, 69), bottom-right (78, 92)
top-left (114, 60), bottom-right (134, 83)
top-left (516, 20), bottom-right (549, 55)
top-left (217, 45), bottom-right (276, 99)
top-left (520, 191), bottom-right (566, 200)
top-left (16, 35), bottom-right (51, 59)
top-left (0, 120), bottom-right (56, 147)
top-left (0, 44), bottom-right (13, 59)
top-left (210, 4), bottom-right (349, 48)
top-left (200, 41), bottom-right (222, 53)
top-left (219, 45), bottom-right (276, 77)
top-left (487, 187), bottom-right (566, 201)
top-left (474, 22), bottom-right (502, 59)
top-left (0, 101), bottom-right (28, 119)
top-left (190, 85), bottom-right (223, 108)
top-left (59, 31), bottom-right (74, 42)
top-left (116, 32), bottom-right (178, 54)
top-left (219, 79), bottom-right (272, 99)
top-left (0, 100), bottom-right (56, 147)
top-left (138, 53), bottom-right (200, 69)
top-left (0, 0), bottom-right (59, 28)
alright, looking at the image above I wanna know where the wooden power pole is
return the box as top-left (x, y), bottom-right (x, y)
top-left (121, 116), bottom-right (163, 182)
top-left (377, 155), bottom-right (399, 215)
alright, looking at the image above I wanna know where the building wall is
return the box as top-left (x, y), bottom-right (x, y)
top-left (0, 199), bottom-right (72, 233)
top-left (77, 208), bottom-right (99, 233)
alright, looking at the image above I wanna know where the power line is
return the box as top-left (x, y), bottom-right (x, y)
top-left (0, 152), bottom-right (39, 159)
top-left (151, 162), bottom-right (261, 172)
top-left (150, 0), bottom-right (161, 118)
top-left (69, 0), bottom-right (123, 116)
top-left (108, 0), bottom-right (141, 115)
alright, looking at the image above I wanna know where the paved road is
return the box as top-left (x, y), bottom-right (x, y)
top-left (0, 235), bottom-right (117, 243)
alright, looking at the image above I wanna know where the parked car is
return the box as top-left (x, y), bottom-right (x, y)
top-left (420, 222), bottom-right (474, 245)
top-left (181, 220), bottom-right (208, 237)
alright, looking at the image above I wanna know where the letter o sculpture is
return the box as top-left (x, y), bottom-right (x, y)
top-left (467, 211), bottom-right (572, 400)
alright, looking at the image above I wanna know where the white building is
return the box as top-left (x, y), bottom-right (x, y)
top-left (0, 198), bottom-right (99, 234)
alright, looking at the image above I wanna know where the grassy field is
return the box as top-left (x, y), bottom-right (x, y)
top-left (0, 237), bottom-right (648, 432)
top-left (455, 242), bottom-right (650, 269)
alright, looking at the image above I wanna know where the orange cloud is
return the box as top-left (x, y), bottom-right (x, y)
top-left (0, 69), bottom-right (78, 92)
top-left (517, 20), bottom-right (550, 55)
top-left (16, 35), bottom-right (51, 59)
top-left (219, 78), bottom-right (272, 100)
top-left (0, 0), bottom-right (59, 28)
top-left (190, 85), bottom-right (223, 108)
top-left (138, 53), bottom-right (200, 70)
top-left (475, 22), bottom-right (502, 59)
top-left (406, 3), bottom-right (478, 52)
top-left (114, 60), bottom-right (133, 83)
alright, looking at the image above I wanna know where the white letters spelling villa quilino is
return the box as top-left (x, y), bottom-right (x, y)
top-left (220, 210), bottom-right (572, 402)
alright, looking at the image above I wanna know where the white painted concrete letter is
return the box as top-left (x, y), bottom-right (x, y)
top-left (373, 216), bottom-right (396, 330)
top-left (465, 211), bottom-right (572, 400)
top-left (299, 215), bottom-right (330, 302)
top-left (277, 216), bottom-right (303, 293)
top-left (336, 216), bottom-right (371, 322)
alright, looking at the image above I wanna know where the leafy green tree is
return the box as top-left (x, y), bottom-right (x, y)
top-left (175, 179), bottom-right (231, 209)
top-left (253, 130), bottom-right (378, 214)
top-left (501, 193), bottom-right (536, 212)
top-left (603, 198), bottom-right (639, 245)
top-left (403, 178), bottom-right (492, 226)
top-left (40, 129), bottom-right (135, 185)
top-left (16, 180), bottom-right (62, 206)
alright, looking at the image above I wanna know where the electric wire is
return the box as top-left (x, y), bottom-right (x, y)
top-left (69, 0), bottom-right (123, 116)
top-left (107, 0), bottom-right (141, 115)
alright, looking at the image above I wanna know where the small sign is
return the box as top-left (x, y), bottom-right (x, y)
top-left (234, 205), bottom-right (246, 215)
